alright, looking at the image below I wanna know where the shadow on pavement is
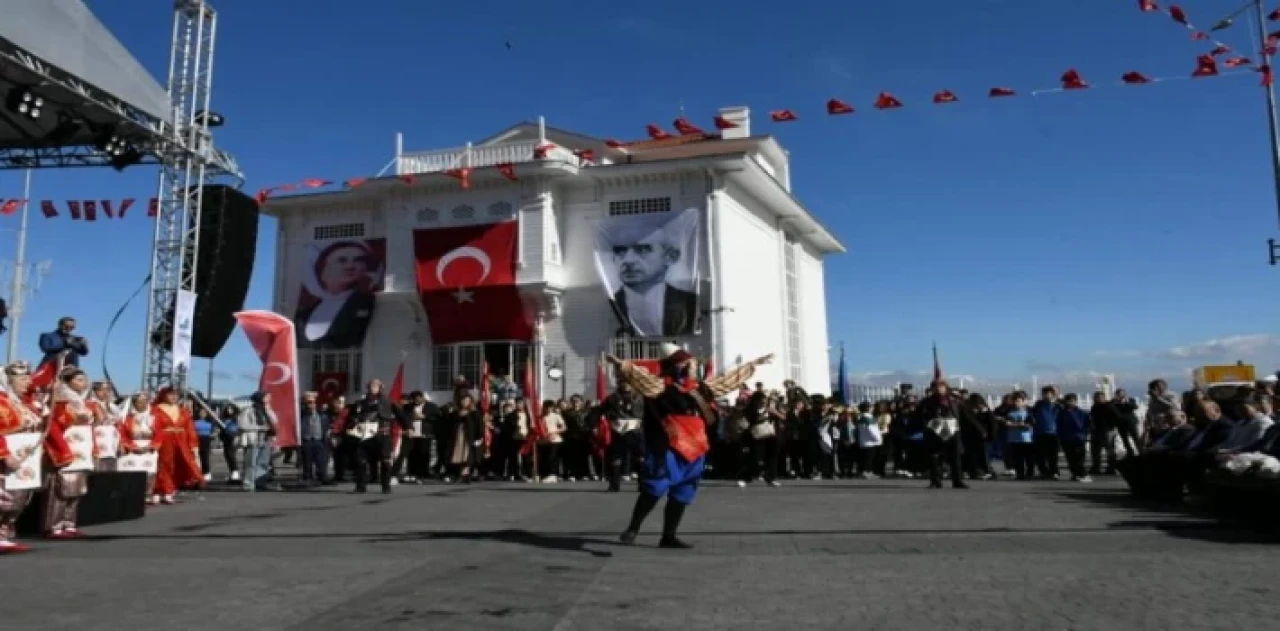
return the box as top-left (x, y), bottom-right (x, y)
top-left (1037, 488), bottom-right (1280, 543)
top-left (364, 528), bottom-right (617, 558)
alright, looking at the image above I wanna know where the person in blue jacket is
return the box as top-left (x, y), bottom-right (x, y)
top-left (38, 316), bottom-right (89, 368)
top-left (1057, 393), bottom-right (1092, 483)
top-left (1002, 392), bottom-right (1036, 480)
top-left (1030, 386), bottom-right (1063, 479)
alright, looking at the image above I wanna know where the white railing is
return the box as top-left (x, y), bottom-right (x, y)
top-left (397, 140), bottom-right (582, 176)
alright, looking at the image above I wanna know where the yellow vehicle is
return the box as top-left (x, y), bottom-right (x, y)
top-left (1192, 363), bottom-right (1257, 402)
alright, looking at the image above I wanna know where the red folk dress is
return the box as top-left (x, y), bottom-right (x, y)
top-left (152, 404), bottom-right (202, 495)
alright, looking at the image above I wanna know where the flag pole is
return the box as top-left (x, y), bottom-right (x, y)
top-left (1252, 0), bottom-right (1280, 230)
top-left (6, 169), bottom-right (32, 364)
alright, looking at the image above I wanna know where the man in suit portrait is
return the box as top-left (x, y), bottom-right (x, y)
top-left (295, 240), bottom-right (384, 349)
top-left (608, 228), bottom-right (698, 337)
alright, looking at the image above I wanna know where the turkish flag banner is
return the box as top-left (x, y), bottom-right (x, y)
top-left (233, 310), bottom-right (301, 448)
top-left (413, 221), bottom-right (534, 344)
top-left (313, 371), bottom-right (349, 403)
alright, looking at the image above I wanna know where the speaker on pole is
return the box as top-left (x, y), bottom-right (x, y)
top-left (151, 185), bottom-right (259, 358)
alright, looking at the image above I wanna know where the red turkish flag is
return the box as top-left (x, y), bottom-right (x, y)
top-left (1138, 0), bottom-right (1158, 11)
top-left (398, 174), bottom-right (416, 185)
top-left (574, 149), bottom-right (595, 163)
top-left (40, 200), bottom-right (58, 218)
top-left (932, 90), bottom-right (958, 104)
top-left (1210, 45), bottom-right (1231, 57)
top-left (301, 178), bottom-right (331, 188)
top-left (646, 124), bottom-right (672, 140)
top-left (1169, 5), bottom-right (1187, 24)
top-left (388, 359), bottom-right (405, 401)
top-left (769, 109), bottom-right (798, 122)
top-left (345, 178), bottom-right (369, 189)
top-left (112, 198), bottom-right (136, 218)
top-left (1225, 57), bottom-right (1253, 68)
top-left (874, 92), bottom-right (903, 109)
top-left (1262, 64), bottom-right (1275, 87)
top-left (413, 221), bottom-right (533, 344)
top-left (989, 87), bottom-right (1017, 97)
top-left (312, 371), bottom-right (348, 403)
top-left (1192, 54), bottom-right (1218, 77)
top-left (533, 144), bottom-right (555, 158)
top-left (496, 162), bottom-right (518, 181)
top-left (147, 198), bottom-right (159, 217)
top-left (713, 115), bottom-right (738, 130)
top-left (826, 98), bottom-right (854, 115)
top-left (445, 167), bottom-right (472, 189)
top-left (673, 117), bottom-right (704, 135)
top-left (519, 356), bottom-right (544, 456)
top-left (1190, 31), bottom-right (1209, 41)
top-left (0, 199), bottom-right (20, 215)
top-left (605, 138), bottom-right (626, 148)
top-left (83, 200), bottom-right (98, 221)
top-left (67, 200), bottom-right (82, 220)
top-left (233, 310), bottom-right (300, 448)
top-left (1060, 68), bottom-right (1088, 90)
top-left (1122, 71), bottom-right (1151, 84)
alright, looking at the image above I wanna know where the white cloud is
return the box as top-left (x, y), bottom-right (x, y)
top-left (1093, 333), bottom-right (1280, 363)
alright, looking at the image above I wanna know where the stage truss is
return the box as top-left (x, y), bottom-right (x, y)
top-left (140, 0), bottom-right (230, 393)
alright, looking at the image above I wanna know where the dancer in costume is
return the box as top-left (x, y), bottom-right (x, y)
top-left (43, 369), bottom-right (95, 538)
top-left (152, 387), bottom-right (203, 504)
top-left (120, 393), bottom-right (159, 504)
top-left (610, 344), bottom-right (772, 548)
top-left (0, 362), bottom-right (43, 553)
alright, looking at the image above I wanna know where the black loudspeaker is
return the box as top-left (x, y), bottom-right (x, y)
top-left (191, 185), bottom-right (259, 358)
top-left (151, 186), bottom-right (260, 357)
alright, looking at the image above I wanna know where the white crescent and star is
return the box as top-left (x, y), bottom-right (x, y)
top-left (436, 246), bottom-right (491, 303)
top-left (265, 362), bottom-right (292, 386)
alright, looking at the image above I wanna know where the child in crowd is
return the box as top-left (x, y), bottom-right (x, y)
top-left (855, 401), bottom-right (882, 478)
top-left (1003, 392), bottom-right (1035, 480)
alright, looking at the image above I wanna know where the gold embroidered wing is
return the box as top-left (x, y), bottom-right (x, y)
top-left (703, 362), bottom-right (757, 398)
top-left (615, 361), bottom-right (665, 399)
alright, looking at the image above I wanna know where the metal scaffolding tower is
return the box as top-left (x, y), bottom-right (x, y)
top-left (140, 0), bottom-right (224, 392)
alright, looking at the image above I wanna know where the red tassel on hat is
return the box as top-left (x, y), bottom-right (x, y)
top-left (345, 177), bottom-right (369, 189)
top-left (41, 200), bottom-right (58, 218)
top-left (1060, 68), bottom-right (1088, 89)
top-left (769, 109), bottom-right (798, 122)
top-left (496, 162), bottom-right (518, 181)
top-left (646, 124), bottom-right (672, 140)
top-left (712, 115), bottom-right (738, 130)
top-left (874, 92), bottom-right (903, 109)
top-left (1225, 56), bottom-right (1253, 67)
top-left (673, 117), bottom-right (704, 135)
top-left (1169, 5), bottom-right (1187, 24)
top-left (1192, 54), bottom-right (1218, 77)
top-left (444, 167), bottom-right (472, 189)
top-left (988, 87), bottom-right (1017, 97)
top-left (0, 199), bottom-right (20, 215)
top-left (1122, 71), bottom-right (1151, 84)
top-left (826, 98), bottom-right (854, 115)
top-left (932, 90), bottom-right (958, 104)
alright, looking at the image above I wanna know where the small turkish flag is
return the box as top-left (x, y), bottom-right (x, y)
top-left (769, 109), bottom-right (798, 122)
top-left (1138, 0), bottom-right (1158, 12)
top-left (41, 200), bottom-right (58, 218)
top-left (604, 138), bottom-right (626, 148)
top-left (988, 87), bottom-right (1017, 97)
top-left (1261, 64), bottom-right (1275, 87)
top-left (110, 199), bottom-right (134, 218)
top-left (147, 197), bottom-right (159, 217)
top-left (83, 200), bottom-right (98, 221)
top-left (932, 90), bottom-right (958, 104)
top-left (1210, 45), bottom-right (1230, 56)
top-left (1225, 57), bottom-right (1253, 68)
top-left (398, 174), bottom-right (416, 185)
top-left (712, 115), bottom-right (738, 130)
top-left (1122, 71), bottom-right (1151, 84)
top-left (301, 178), bottom-right (331, 188)
top-left (67, 200), bottom-right (82, 220)
top-left (673, 117), bottom-right (703, 135)
top-left (1060, 68), bottom-right (1088, 90)
top-left (313, 372), bottom-right (348, 403)
top-left (533, 143), bottom-right (555, 158)
top-left (1190, 31), bottom-right (1209, 41)
top-left (1169, 5), bottom-right (1187, 24)
top-left (1271, 9), bottom-right (1280, 20)
top-left (826, 98), bottom-right (854, 115)
top-left (874, 92), bottom-right (903, 109)
top-left (1192, 54), bottom-right (1218, 77)
top-left (0, 199), bottom-right (20, 215)
top-left (345, 177), bottom-right (368, 188)
top-left (646, 124), bottom-right (672, 140)
top-left (445, 167), bottom-right (472, 189)
top-left (496, 162), bottom-right (518, 181)
top-left (254, 189), bottom-right (270, 205)
top-left (574, 149), bottom-right (595, 163)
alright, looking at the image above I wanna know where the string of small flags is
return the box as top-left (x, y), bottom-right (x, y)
top-left (0, 198), bottom-right (159, 220)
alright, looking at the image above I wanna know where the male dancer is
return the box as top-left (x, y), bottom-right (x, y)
top-left (351, 379), bottom-right (403, 494)
top-left (610, 344), bottom-right (772, 548)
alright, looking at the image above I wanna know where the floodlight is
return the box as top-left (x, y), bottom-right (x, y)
top-left (4, 87), bottom-right (43, 120)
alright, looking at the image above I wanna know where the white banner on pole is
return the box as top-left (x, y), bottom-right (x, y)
top-left (173, 288), bottom-right (197, 376)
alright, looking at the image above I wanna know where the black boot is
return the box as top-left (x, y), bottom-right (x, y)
top-left (620, 493), bottom-right (659, 544)
top-left (607, 459), bottom-right (622, 492)
top-left (658, 500), bottom-right (692, 549)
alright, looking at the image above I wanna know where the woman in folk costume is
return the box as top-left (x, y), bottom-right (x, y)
top-left (152, 387), bottom-right (203, 504)
top-left (88, 381), bottom-right (122, 472)
top-left (0, 362), bottom-right (43, 553)
top-left (119, 392), bottom-right (160, 505)
top-left (43, 368), bottom-right (96, 538)
top-left (610, 344), bottom-right (772, 549)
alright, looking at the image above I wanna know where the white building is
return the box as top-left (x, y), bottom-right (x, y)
top-left (262, 107), bottom-right (844, 402)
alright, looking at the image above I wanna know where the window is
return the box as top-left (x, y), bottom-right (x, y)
top-left (451, 204), bottom-right (475, 220)
top-left (609, 337), bottom-right (671, 360)
top-left (309, 349), bottom-right (363, 396)
top-left (416, 207), bottom-right (440, 223)
top-left (432, 346), bottom-right (452, 391)
top-left (783, 235), bottom-right (802, 382)
top-left (608, 197), bottom-right (671, 217)
top-left (488, 201), bottom-right (513, 217)
top-left (313, 223), bottom-right (364, 240)
top-left (457, 344), bottom-right (483, 388)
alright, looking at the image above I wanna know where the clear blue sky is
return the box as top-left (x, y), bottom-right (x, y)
top-left (2, 0), bottom-right (1278, 394)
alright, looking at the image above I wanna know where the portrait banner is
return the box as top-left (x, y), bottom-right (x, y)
top-left (2, 432), bottom-right (43, 491)
top-left (592, 208), bottom-right (701, 337)
top-left (294, 237), bottom-right (386, 349)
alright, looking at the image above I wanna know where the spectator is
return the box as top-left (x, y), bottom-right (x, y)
top-left (38, 316), bottom-right (88, 368)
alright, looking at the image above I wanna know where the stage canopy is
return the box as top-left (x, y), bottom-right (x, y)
top-left (0, 0), bottom-right (171, 151)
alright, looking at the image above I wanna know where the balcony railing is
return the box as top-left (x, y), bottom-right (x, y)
top-left (397, 140), bottom-right (582, 176)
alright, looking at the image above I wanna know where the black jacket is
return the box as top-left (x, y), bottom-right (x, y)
top-left (610, 284), bottom-right (698, 336)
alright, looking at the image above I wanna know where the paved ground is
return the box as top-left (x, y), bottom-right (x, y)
top-left (5, 475), bottom-right (1279, 631)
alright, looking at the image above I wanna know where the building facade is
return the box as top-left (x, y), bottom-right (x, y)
top-left (262, 107), bottom-right (843, 402)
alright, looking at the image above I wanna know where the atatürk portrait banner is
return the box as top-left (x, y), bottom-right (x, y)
top-left (294, 237), bottom-right (386, 349)
top-left (592, 207), bottom-right (701, 337)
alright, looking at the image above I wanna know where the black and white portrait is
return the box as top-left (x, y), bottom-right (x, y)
top-left (592, 208), bottom-right (700, 337)
top-left (294, 238), bottom-right (386, 349)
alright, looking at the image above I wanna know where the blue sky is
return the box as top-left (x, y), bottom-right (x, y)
top-left (3, 0), bottom-right (1279, 394)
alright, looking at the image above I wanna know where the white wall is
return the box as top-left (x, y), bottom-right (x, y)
top-left (717, 184), bottom-right (785, 387)
top-left (798, 242), bottom-right (831, 393)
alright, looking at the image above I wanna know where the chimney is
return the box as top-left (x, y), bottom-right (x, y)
top-left (718, 106), bottom-right (750, 140)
